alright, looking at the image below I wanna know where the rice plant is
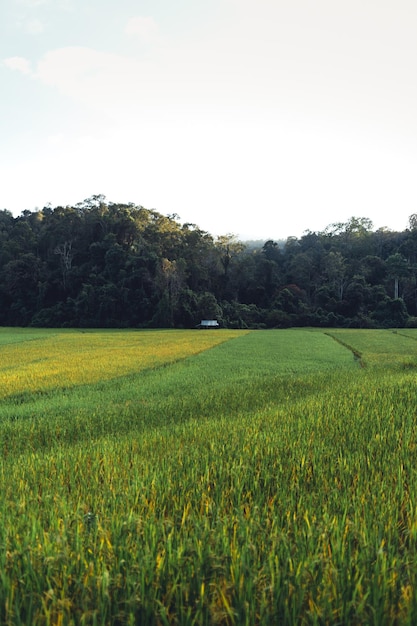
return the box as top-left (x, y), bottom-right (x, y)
top-left (1, 328), bottom-right (417, 624)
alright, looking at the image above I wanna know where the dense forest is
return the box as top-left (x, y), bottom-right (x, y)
top-left (1, 194), bottom-right (417, 329)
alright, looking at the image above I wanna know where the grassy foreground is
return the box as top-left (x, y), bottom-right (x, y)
top-left (1, 328), bottom-right (417, 624)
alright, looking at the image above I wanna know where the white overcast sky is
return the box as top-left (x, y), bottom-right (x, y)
top-left (1, 0), bottom-right (417, 240)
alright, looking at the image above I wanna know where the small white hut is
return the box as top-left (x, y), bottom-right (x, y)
top-left (197, 320), bottom-right (219, 329)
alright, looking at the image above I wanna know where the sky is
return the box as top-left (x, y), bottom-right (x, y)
top-left (1, 0), bottom-right (417, 241)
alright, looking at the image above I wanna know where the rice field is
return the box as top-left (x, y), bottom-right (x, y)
top-left (0, 328), bottom-right (241, 399)
top-left (1, 327), bottom-right (417, 624)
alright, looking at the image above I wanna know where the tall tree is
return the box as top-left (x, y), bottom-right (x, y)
top-left (386, 253), bottom-right (409, 299)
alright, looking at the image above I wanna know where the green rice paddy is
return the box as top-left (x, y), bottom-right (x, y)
top-left (1, 327), bottom-right (417, 624)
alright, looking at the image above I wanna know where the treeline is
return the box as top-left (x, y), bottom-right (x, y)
top-left (1, 195), bottom-right (417, 329)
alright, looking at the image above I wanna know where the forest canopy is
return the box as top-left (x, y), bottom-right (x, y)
top-left (1, 195), bottom-right (417, 329)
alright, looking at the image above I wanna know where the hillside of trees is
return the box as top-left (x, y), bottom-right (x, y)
top-left (1, 195), bottom-right (417, 329)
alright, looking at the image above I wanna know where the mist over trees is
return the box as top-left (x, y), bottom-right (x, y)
top-left (1, 195), bottom-right (416, 329)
